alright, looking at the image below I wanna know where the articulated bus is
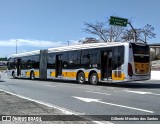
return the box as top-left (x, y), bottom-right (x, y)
top-left (7, 42), bottom-right (150, 85)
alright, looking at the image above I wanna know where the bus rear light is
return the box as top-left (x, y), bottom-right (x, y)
top-left (128, 63), bottom-right (133, 76)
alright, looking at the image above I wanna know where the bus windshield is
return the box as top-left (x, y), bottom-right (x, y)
top-left (131, 43), bottom-right (150, 63)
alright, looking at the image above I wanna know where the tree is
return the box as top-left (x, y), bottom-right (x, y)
top-left (0, 57), bottom-right (7, 61)
top-left (122, 28), bottom-right (141, 42)
top-left (84, 18), bottom-right (156, 43)
top-left (141, 24), bottom-right (156, 42)
top-left (122, 24), bottom-right (156, 42)
top-left (84, 21), bottom-right (125, 42)
top-left (79, 37), bottom-right (99, 44)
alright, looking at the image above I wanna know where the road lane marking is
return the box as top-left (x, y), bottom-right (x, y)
top-left (43, 84), bottom-right (56, 87)
top-left (124, 90), bottom-right (150, 94)
top-left (124, 90), bottom-right (160, 96)
top-left (86, 91), bottom-right (111, 95)
top-left (62, 84), bottom-right (97, 91)
top-left (0, 89), bottom-right (113, 124)
top-left (73, 96), bottom-right (154, 113)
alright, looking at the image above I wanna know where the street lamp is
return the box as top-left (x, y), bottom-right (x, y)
top-left (16, 40), bottom-right (18, 54)
top-left (67, 41), bottom-right (69, 46)
top-left (15, 40), bottom-right (27, 54)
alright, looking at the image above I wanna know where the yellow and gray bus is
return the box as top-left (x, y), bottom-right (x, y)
top-left (7, 42), bottom-right (150, 85)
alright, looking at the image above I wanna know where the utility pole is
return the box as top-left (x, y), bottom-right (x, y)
top-left (16, 40), bottom-right (18, 54)
top-left (67, 41), bottom-right (69, 46)
top-left (128, 22), bottom-right (137, 42)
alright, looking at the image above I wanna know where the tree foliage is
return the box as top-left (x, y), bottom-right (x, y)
top-left (79, 37), bottom-right (99, 44)
top-left (0, 57), bottom-right (7, 61)
top-left (84, 18), bottom-right (156, 43)
top-left (150, 51), bottom-right (160, 61)
top-left (84, 22), bottom-right (125, 42)
top-left (141, 24), bottom-right (156, 42)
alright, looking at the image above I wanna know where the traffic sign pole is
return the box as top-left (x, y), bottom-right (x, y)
top-left (110, 16), bottom-right (137, 42)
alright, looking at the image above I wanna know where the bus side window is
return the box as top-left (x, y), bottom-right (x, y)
top-left (32, 55), bottom-right (39, 69)
top-left (47, 53), bottom-right (55, 69)
top-left (89, 49), bottom-right (99, 64)
top-left (21, 57), bottom-right (26, 69)
top-left (26, 56), bottom-right (32, 69)
top-left (81, 50), bottom-right (90, 64)
top-left (63, 52), bottom-right (69, 68)
top-left (112, 46), bottom-right (124, 70)
top-left (69, 51), bottom-right (79, 65)
top-left (8, 58), bottom-right (16, 70)
top-left (7, 58), bottom-right (11, 70)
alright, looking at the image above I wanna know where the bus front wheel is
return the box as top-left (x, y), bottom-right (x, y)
top-left (12, 72), bottom-right (16, 79)
top-left (77, 72), bottom-right (85, 84)
top-left (30, 72), bottom-right (35, 80)
top-left (90, 73), bottom-right (98, 85)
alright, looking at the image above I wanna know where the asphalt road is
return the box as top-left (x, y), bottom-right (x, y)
top-left (0, 72), bottom-right (160, 124)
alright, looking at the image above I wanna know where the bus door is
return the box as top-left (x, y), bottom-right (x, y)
top-left (56, 54), bottom-right (63, 77)
top-left (101, 51), bottom-right (112, 81)
top-left (17, 58), bottom-right (21, 76)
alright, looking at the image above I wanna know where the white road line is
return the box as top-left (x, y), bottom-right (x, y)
top-left (124, 90), bottom-right (160, 96)
top-left (43, 84), bottom-right (56, 87)
top-left (99, 101), bottom-right (154, 113)
top-left (124, 90), bottom-right (150, 94)
top-left (0, 89), bottom-right (113, 124)
top-left (86, 91), bottom-right (111, 95)
top-left (151, 93), bottom-right (160, 96)
top-left (62, 84), bottom-right (96, 91)
top-left (0, 89), bottom-right (73, 114)
top-left (73, 96), bottom-right (154, 114)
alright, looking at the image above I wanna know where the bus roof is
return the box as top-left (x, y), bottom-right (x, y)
top-left (9, 42), bottom-right (148, 58)
top-left (48, 42), bottom-right (129, 53)
top-left (9, 50), bottom-right (40, 58)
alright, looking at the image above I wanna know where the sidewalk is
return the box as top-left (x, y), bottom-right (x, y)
top-left (0, 90), bottom-right (94, 124)
top-left (151, 71), bottom-right (160, 80)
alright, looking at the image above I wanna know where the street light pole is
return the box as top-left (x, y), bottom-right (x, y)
top-left (16, 40), bottom-right (18, 54)
top-left (67, 41), bottom-right (69, 46)
top-left (128, 22), bottom-right (137, 42)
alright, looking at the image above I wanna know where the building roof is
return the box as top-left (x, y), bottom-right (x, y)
top-left (149, 43), bottom-right (160, 46)
top-left (149, 43), bottom-right (160, 48)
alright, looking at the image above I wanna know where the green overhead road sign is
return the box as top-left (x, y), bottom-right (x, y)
top-left (110, 16), bottom-right (128, 27)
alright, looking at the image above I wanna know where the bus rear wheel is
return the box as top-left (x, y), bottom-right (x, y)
top-left (12, 72), bottom-right (16, 79)
top-left (90, 73), bottom-right (98, 85)
top-left (77, 72), bottom-right (85, 84)
top-left (30, 72), bottom-right (35, 80)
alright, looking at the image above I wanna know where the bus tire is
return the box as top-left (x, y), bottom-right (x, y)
top-left (90, 73), bottom-right (98, 85)
top-left (12, 72), bottom-right (16, 79)
top-left (77, 72), bottom-right (85, 84)
top-left (30, 71), bottom-right (35, 80)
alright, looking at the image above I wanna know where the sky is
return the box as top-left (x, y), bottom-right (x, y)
top-left (0, 0), bottom-right (160, 57)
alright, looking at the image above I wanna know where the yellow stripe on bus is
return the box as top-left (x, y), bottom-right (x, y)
top-left (51, 72), bottom-right (55, 77)
top-left (50, 71), bottom-right (101, 80)
top-left (25, 71), bottom-right (39, 77)
top-left (62, 72), bottom-right (77, 78)
top-left (34, 71), bottom-right (39, 77)
top-left (26, 71), bottom-right (30, 77)
top-left (112, 73), bottom-right (125, 80)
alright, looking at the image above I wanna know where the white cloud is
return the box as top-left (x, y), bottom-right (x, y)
top-left (0, 38), bottom-right (83, 57)
top-left (0, 39), bottom-right (59, 47)
top-left (0, 39), bottom-right (81, 48)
